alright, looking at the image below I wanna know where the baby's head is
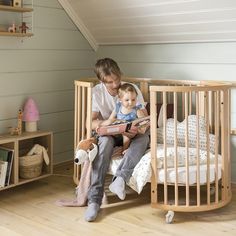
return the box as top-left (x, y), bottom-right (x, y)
top-left (118, 83), bottom-right (138, 109)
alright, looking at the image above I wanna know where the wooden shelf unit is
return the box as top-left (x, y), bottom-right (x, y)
top-left (0, 1), bottom-right (33, 37)
top-left (0, 131), bottom-right (53, 191)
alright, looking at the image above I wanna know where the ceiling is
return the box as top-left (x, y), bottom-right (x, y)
top-left (58, 0), bottom-right (236, 50)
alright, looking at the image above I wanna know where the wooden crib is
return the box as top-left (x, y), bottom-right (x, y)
top-left (74, 77), bottom-right (232, 223)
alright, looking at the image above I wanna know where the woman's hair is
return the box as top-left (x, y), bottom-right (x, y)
top-left (118, 83), bottom-right (138, 98)
top-left (94, 58), bottom-right (122, 82)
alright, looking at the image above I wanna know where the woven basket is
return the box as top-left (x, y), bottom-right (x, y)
top-left (19, 154), bottom-right (43, 179)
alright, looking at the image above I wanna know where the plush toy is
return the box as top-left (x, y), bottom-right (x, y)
top-left (74, 137), bottom-right (98, 165)
top-left (56, 137), bottom-right (106, 208)
top-left (19, 22), bottom-right (29, 33)
top-left (8, 23), bottom-right (16, 33)
top-left (9, 109), bottom-right (23, 135)
top-left (27, 144), bottom-right (50, 165)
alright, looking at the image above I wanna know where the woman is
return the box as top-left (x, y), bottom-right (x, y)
top-left (85, 58), bottom-right (149, 222)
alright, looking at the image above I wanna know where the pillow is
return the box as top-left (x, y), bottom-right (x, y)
top-left (156, 115), bottom-right (216, 154)
top-left (145, 103), bottom-right (173, 127)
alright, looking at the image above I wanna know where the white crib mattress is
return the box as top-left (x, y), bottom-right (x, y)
top-left (108, 145), bottom-right (222, 194)
top-left (157, 164), bottom-right (222, 185)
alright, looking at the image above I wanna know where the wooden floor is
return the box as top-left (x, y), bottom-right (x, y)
top-left (0, 163), bottom-right (235, 236)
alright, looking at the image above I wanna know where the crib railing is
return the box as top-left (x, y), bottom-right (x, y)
top-left (150, 84), bottom-right (231, 212)
top-left (74, 78), bottom-right (232, 209)
top-left (74, 80), bottom-right (93, 184)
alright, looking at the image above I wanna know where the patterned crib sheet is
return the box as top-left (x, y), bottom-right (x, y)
top-left (127, 145), bottom-right (222, 193)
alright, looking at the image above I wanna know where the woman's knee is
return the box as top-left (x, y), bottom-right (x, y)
top-left (134, 133), bottom-right (150, 146)
top-left (98, 135), bottom-right (114, 146)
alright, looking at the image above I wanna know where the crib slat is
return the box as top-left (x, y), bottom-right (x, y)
top-left (199, 91), bottom-right (205, 118)
top-left (208, 91), bottom-right (213, 133)
top-left (81, 87), bottom-right (86, 140)
top-left (182, 88), bottom-right (185, 119)
top-left (189, 90), bottom-right (192, 115)
top-left (221, 89), bottom-right (230, 201)
top-left (196, 91), bottom-right (201, 206)
top-left (220, 91), bottom-right (225, 201)
top-left (150, 90), bottom-right (158, 205)
top-left (77, 86), bottom-right (82, 143)
top-left (221, 91), bottom-right (226, 201)
top-left (74, 85), bottom-right (79, 149)
top-left (214, 91), bottom-right (220, 203)
top-left (86, 87), bottom-right (92, 138)
top-left (174, 92), bottom-right (178, 206)
top-left (185, 92), bottom-right (190, 206)
top-left (73, 81), bottom-right (94, 186)
top-left (74, 84), bottom-right (80, 185)
top-left (227, 89), bottom-right (231, 197)
top-left (205, 92), bottom-right (211, 205)
top-left (163, 92), bottom-right (168, 205)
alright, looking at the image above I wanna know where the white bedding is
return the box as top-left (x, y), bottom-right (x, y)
top-left (108, 145), bottom-right (222, 194)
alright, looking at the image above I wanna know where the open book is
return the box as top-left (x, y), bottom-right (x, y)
top-left (97, 116), bottom-right (150, 136)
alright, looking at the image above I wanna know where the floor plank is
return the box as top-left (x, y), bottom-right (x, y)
top-left (0, 163), bottom-right (235, 236)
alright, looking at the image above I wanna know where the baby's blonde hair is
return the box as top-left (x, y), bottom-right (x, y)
top-left (118, 83), bottom-right (137, 98)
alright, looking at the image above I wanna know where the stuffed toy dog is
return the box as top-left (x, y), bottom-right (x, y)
top-left (27, 144), bottom-right (50, 165)
top-left (74, 137), bottom-right (98, 165)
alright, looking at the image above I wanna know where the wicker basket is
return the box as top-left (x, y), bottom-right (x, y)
top-left (19, 154), bottom-right (43, 179)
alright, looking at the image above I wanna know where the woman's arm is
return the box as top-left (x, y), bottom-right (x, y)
top-left (91, 111), bottom-right (103, 130)
top-left (99, 110), bottom-right (116, 126)
top-left (91, 110), bottom-right (117, 130)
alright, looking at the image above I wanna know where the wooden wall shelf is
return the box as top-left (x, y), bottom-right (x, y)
top-left (0, 1), bottom-right (33, 37)
top-left (0, 32), bottom-right (33, 37)
top-left (0, 5), bottom-right (33, 12)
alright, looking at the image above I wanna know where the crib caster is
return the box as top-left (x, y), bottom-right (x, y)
top-left (165, 210), bottom-right (174, 224)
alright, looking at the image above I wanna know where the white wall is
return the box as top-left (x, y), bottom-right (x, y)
top-left (0, 0), bottom-right (95, 164)
top-left (1, 1), bottom-right (235, 182)
top-left (97, 43), bottom-right (236, 182)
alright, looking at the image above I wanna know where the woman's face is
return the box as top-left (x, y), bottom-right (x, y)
top-left (103, 74), bottom-right (121, 96)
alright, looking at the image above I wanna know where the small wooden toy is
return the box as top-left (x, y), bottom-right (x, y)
top-left (13, 0), bottom-right (21, 7)
top-left (8, 23), bottom-right (16, 33)
top-left (9, 109), bottom-right (23, 135)
top-left (19, 22), bottom-right (28, 33)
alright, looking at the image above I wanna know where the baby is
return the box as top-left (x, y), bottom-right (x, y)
top-left (100, 83), bottom-right (146, 153)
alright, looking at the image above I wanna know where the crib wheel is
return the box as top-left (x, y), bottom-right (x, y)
top-left (165, 210), bottom-right (174, 224)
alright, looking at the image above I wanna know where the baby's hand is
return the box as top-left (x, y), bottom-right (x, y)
top-left (123, 127), bottom-right (138, 138)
